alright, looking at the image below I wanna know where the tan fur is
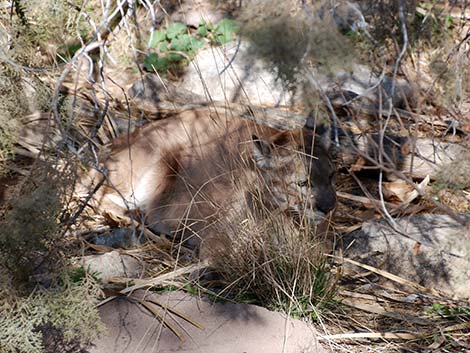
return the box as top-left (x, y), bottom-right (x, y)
top-left (84, 109), bottom-right (336, 248)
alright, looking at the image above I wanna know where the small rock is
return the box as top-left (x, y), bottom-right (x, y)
top-left (129, 74), bottom-right (203, 106)
top-left (331, 0), bottom-right (369, 33)
top-left (79, 250), bottom-right (144, 282)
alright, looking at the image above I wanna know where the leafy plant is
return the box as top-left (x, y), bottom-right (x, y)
top-left (144, 22), bottom-right (204, 72)
top-left (67, 266), bottom-right (101, 284)
top-left (184, 282), bottom-right (199, 296)
top-left (144, 19), bottom-right (238, 73)
top-left (427, 303), bottom-right (470, 322)
top-left (150, 285), bottom-right (179, 295)
top-left (199, 18), bottom-right (238, 45)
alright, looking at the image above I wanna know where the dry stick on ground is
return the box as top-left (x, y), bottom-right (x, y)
top-left (329, 255), bottom-right (443, 297)
top-left (121, 290), bottom-right (206, 342)
top-left (339, 297), bottom-right (431, 326)
top-left (337, 191), bottom-right (397, 210)
top-left (374, 0), bottom-right (409, 233)
top-left (129, 74), bottom-right (426, 124)
top-left (142, 296), bottom-right (205, 330)
top-left (137, 299), bottom-right (186, 341)
top-left (97, 261), bottom-right (210, 307)
top-left (321, 332), bottom-right (423, 341)
top-left (339, 169), bottom-right (464, 257)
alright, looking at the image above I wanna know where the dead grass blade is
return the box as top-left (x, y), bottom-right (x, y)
top-left (96, 261), bottom-right (210, 307)
top-left (137, 299), bottom-right (185, 342)
top-left (143, 297), bottom-right (205, 330)
top-left (336, 191), bottom-right (397, 210)
top-left (120, 261), bottom-right (209, 295)
top-left (443, 322), bottom-right (470, 333)
top-left (321, 332), bottom-right (423, 341)
top-left (329, 255), bottom-right (442, 297)
top-left (391, 175), bottom-right (431, 214)
top-left (340, 298), bottom-right (431, 326)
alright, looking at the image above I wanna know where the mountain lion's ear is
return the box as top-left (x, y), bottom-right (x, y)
top-left (305, 114), bottom-right (332, 151)
top-left (252, 135), bottom-right (272, 169)
top-left (271, 131), bottom-right (292, 146)
top-left (316, 123), bottom-right (332, 151)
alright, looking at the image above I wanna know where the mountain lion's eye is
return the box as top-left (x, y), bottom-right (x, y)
top-left (297, 180), bottom-right (308, 187)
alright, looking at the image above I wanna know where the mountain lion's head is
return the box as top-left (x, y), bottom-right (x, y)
top-left (249, 125), bottom-right (336, 225)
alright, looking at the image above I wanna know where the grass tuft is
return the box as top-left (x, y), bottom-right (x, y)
top-left (210, 203), bottom-right (337, 320)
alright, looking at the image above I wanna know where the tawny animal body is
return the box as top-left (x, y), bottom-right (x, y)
top-left (85, 109), bottom-right (336, 248)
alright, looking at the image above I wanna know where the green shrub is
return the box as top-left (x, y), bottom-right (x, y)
top-left (0, 269), bottom-right (104, 353)
top-left (199, 18), bottom-right (239, 45)
top-left (145, 22), bottom-right (204, 72)
top-left (144, 19), bottom-right (238, 73)
top-left (2, 0), bottom-right (89, 67)
top-left (0, 72), bottom-right (26, 173)
top-left (0, 177), bottom-right (63, 286)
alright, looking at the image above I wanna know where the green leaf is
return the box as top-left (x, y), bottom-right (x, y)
top-left (166, 52), bottom-right (184, 62)
top-left (445, 15), bottom-right (453, 28)
top-left (215, 19), bottom-right (238, 34)
top-left (184, 283), bottom-right (198, 295)
top-left (144, 52), bottom-right (158, 69)
top-left (170, 35), bottom-right (204, 56)
top-left (143, 53), bottom-right (168, 72)
top-left (160, 41), bottom-right (169, 53)
top-left (166, 22), bottom-right (187, 39)
top-left (191, 38), bottom-right (205, 51)
top-left (171, 34), bottom-right (192, 52)
top-left (149, 30), bottom-right (166, 48)
top-left (214, 18), bottom-right (238, 44)
top-left (197, 24), bottom-right (208, 37)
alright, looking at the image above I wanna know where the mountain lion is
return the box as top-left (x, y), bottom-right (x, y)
top-left (83, 108), bottom-right (337, 250)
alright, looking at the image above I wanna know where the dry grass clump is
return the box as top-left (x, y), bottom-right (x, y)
top-left (359, 0), bottom-right (417, 41)
top-left (427, 50), bottom-right (470, 107)
top-left (210, 205), bottom-right (336, 319)
top-left (0, 70), bottom-right (58, 168)
top-left (358, 0), bottom-right (467, 107)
